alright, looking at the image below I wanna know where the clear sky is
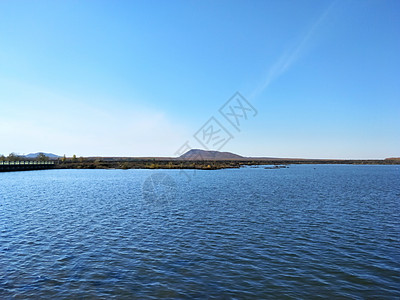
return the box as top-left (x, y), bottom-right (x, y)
top-left (0, 0), bottom-right (399, 159)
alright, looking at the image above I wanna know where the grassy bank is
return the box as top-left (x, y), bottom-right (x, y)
top-left (54, 158), bottom-right (400, 170)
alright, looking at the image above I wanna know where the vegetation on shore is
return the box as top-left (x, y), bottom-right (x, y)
top-left (56, 157), bottom-right (400, 170)
top-left (56, 158), bottom-right (242, 170)
top-left (0, 152), bottom-right (51, 161)
top-left (2, 153), bottom-right (400, 170)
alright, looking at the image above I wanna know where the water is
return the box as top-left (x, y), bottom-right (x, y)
top-left (1, 165), bottom-right (399, 298)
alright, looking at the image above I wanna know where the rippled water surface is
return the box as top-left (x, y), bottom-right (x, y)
top-left (1, 165), bottom-right (399, 298)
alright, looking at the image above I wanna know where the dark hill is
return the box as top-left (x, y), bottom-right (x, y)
top-left (179, 149), bottom-right (244, 160)
top-left (25, 152), bottom-right (60, 159)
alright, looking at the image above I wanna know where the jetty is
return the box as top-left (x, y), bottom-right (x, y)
top-left (0, 161), bottom-right (55, 172)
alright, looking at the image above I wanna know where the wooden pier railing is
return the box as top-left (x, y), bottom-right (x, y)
top-left (0, 161), bottom-right (55, 172)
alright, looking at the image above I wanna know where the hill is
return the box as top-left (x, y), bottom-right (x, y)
top-left (179, 149), bottom-right (244, 160)
top-left (25, 152), bottom-right (60, 159)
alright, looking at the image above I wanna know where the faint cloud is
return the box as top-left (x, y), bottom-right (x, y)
top-left (250, 2), bottom-right (336, 99)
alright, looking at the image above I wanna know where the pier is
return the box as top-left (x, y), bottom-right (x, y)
top-left (0, 161), bottom-right (55, 172)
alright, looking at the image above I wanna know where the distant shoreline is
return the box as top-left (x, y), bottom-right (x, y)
top-left (54, 158), bottom-right (400, 170)
top-left (4, 150), bottom-right (398, 171)
top-left (2, 158), bottom-right (399, 173)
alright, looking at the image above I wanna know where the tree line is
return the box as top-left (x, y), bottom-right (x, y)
top-left (0, 153), bottom-right (50, 161)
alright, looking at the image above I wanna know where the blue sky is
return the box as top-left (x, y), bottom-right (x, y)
top-left (0, 0), bottom-right (399, 159)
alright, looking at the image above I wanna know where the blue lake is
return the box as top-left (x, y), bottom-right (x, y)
top-left (1, 165), bottom-right (399, 298)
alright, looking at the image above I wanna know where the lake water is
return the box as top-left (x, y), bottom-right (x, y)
top-left (1, 165), bottom-right (399, 298)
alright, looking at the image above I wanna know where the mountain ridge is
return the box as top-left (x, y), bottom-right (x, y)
top-left (179, 149), bottom-right (244, 160)
top-left (24, 152), bottom-right (61, 159)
